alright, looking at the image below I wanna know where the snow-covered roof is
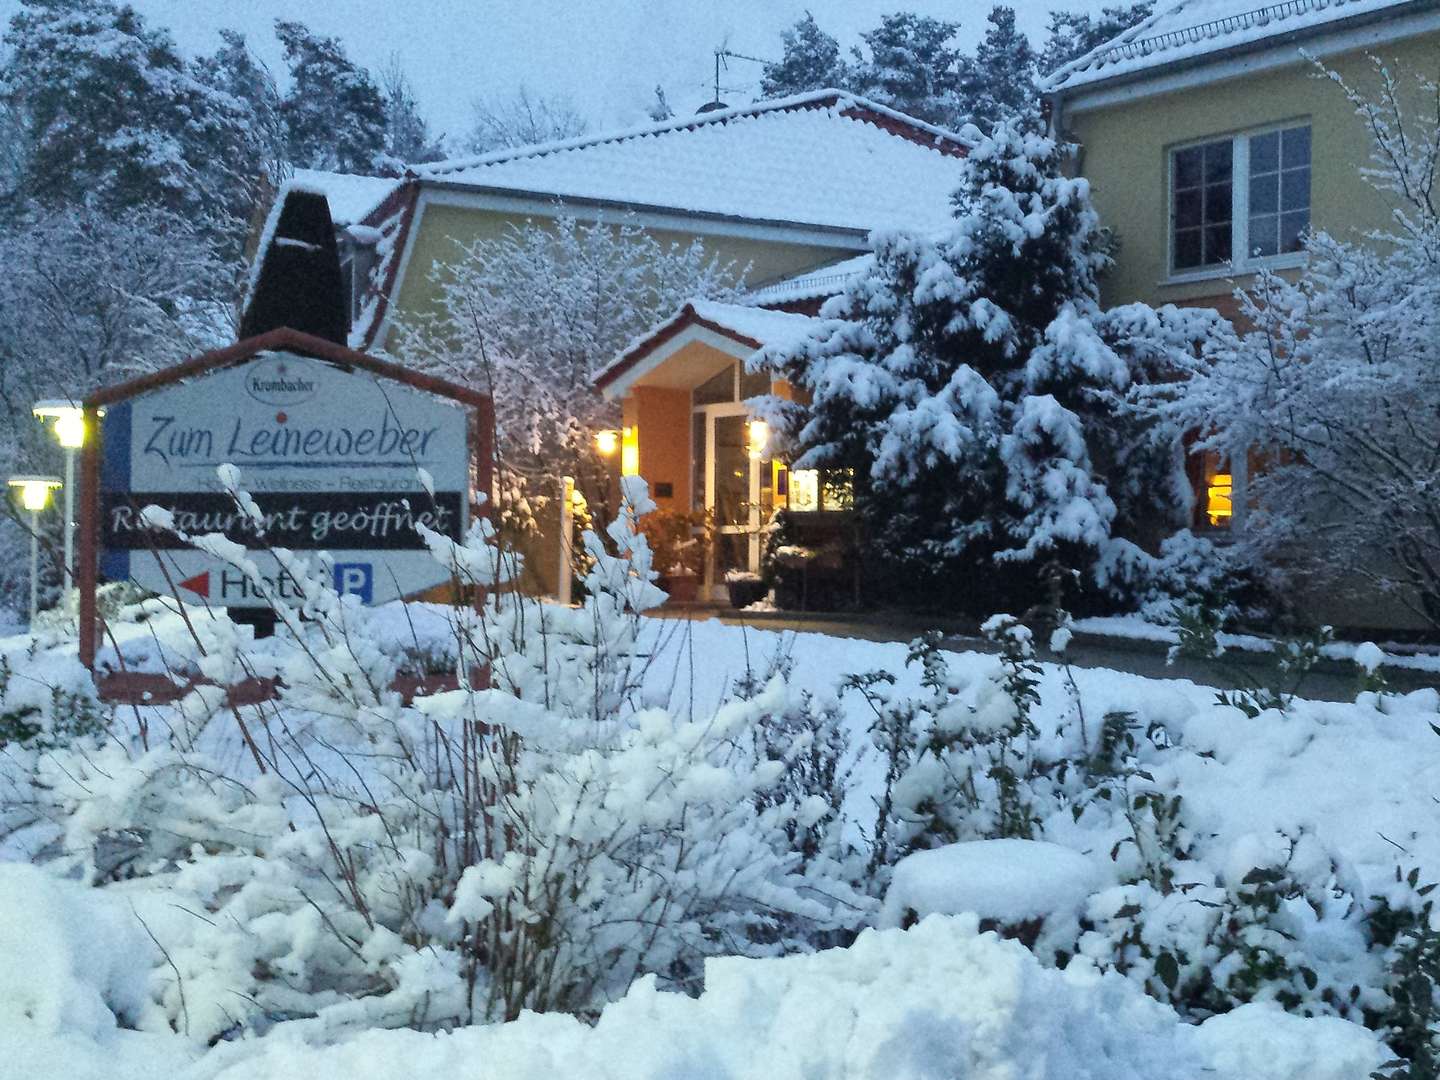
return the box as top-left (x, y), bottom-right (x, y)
top-left (1045, 0), bottom-right (1422, 95)
top-left (288, 169), bottom-right (400, 227)
top-left (687, 300), bottom-right (822, 348)
top-left (415, 90), bottom-right (970, 234)
top-left (748, 255), bottom-right (874, 305)
top-left (595, 300), bottom-right (819, 396)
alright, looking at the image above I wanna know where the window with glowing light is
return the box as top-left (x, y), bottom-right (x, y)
top-left (786, 467), bottom-right (853, 512)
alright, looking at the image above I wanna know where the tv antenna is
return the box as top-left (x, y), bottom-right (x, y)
top-left (708, 47), bottom-right (773, 104)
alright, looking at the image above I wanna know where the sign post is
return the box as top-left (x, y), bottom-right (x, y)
top-left (78, 328), bottom-right (493, 669)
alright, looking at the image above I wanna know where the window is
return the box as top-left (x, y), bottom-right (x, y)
top-left (1247, 126), bottom-right (1311, 258)
top-left (1195, 448), bottom-right (1248, 533)
top-left (1172, 139), bottom-right (1232, 271)
top-left (691, 363), bottom-right (774, 407)
top-left (785, 468), bottom-right (853, 513)
top-left (1170, 124), bottom-right (1310, 275)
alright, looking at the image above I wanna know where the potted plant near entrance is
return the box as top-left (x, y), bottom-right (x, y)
top-left (637, 508), bottom-right (711, 602)
top-left (724, 568), bottom-right (766, 609)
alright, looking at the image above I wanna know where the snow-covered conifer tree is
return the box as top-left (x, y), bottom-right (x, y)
top-left (759, 126), bottom-right (1221, 612)
top-left (851, 13), bottom-right (964, 128)
top-left (1039, 4), bottom-right (1154, 77)
top-left (1, 0), bottom-right (258, 231)
top-left (960, 6), bottom-right (1041, 132)
top-left (760, 12), bottom-right (851, 99)
top-left (275, 19), bottom-right (388, 174)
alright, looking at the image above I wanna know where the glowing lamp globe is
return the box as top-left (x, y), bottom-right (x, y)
top-left (7, 476), bottom-right (61, 512)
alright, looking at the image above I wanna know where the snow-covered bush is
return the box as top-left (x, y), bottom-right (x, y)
top-left (843, 624), bottom-right (1063, 880)
top-left (756, 123), bottom-right (1226, 614)
top-left (4, 473), bottom-right (852, 1038)
top-left (1162, 59), bottom-right (1440, 630)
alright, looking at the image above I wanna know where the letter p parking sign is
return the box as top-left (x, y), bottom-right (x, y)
top-left (334, 562), bottom-right (374, 603)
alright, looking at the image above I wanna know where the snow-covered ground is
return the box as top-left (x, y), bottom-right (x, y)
top-left (2, 603), bottom-right (1436, 1077)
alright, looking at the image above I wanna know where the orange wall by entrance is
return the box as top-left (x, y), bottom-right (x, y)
top-left (630, 386), bottom-right (692, 512)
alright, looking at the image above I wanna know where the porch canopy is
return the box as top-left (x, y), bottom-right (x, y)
top-left (594, 300), bottom-right (820, 586)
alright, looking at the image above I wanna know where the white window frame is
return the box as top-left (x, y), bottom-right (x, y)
top-left (1164, 119), bottom-right (1312, 285)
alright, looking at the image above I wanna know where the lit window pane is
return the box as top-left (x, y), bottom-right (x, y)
top-left (1280, 210), bottom-right (1309, 253)
top-left (1281, 125), bottom-right (1311, 169)
top-left (1249, 214), bottom-right (1278, 257)
top-left (821, 469), bottom-right (855, 511)
top-left (1249, 130), bottom-right (1279, 174)
top-left (789, 469), bottom-right (819, 512)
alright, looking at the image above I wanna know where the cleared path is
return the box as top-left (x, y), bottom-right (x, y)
top-left (651, 606), bottom-right (1440, 703)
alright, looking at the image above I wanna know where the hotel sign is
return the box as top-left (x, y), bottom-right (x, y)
top-left (99, 351), bottom-right (472, 607)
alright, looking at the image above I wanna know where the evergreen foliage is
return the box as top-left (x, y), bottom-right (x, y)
top-left (757, 126), bottom-right (1222, 613)
top-left (760, 12), bottom-right (850, 99)
top-left (276, 18), bottom-right (388, 174)
top-left (851, 12), bottom-right (965, 128)
top-left (1038, 3), bottom-right (1154, 78)
top-left (962, 6), bottom-right (1040, 132)
top-left (0, 0), bottom-right (258, 231)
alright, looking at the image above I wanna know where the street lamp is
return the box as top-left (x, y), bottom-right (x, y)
top-left (594, 429), bottom-right (620, 457)
top-left (7, 476), bottom-right (61, 624)
top-left (32, 401), bottom-right (89, 593)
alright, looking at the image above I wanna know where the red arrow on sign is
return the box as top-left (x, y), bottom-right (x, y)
top-left (177, 571), bottom-right (210, 599)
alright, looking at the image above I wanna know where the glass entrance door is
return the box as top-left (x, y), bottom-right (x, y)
top-left (695, 403), bottom-right (761, 595)
top-left (712, 413), bottom-right (752, 582)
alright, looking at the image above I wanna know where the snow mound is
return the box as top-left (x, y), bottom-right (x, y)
top-left (197, 916), bottom-right (1382, 1080)
top-left (0, 863), bottom-right (153, 1036)
top-left (880, 839), bottom-right (1107, 928)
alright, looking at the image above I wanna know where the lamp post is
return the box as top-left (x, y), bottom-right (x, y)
top-left (7, 476), bottom-right (61, 625)
top-left (32, 401), bottom-right (88, 593)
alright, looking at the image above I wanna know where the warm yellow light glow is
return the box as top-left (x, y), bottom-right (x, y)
top-left (595, 429), bottom-right (620, 456)
top-left (620, 426), bottom-right (639, 477)
top-left (33, 401), bottom-right (95, 449)
top-left (53, 410), bottom-right (85, 449)
top-left (789, 469), bottom-right (819, 512)
top-left (8, 476), bottom-right (61, 512)
top-left (1206, 473), bottom-right (1233, 526)
top-left (747, 419), bottom-right (769, 459)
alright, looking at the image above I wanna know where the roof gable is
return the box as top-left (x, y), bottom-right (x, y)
top-left (595, 301), bottom-right (819, 398)
top-left (1045, 0), bottom-right (1427, 95)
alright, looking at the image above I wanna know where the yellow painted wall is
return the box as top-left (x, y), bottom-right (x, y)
top-left (633, 387), bottom-right (693, 512)
top-left (1066, 30), bottom-right (1440, 309)
top-left (377, 202), bottom-right (857, 349)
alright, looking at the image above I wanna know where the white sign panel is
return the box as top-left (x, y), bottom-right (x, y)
top-left (100, 351), bottom-right (472, 607)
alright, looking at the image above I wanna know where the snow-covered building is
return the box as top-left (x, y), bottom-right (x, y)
top-left (1045, 0), bottom-right (1440, 628)
top-left (281, 91), bottom-right (966, 594)
top-left (293, 91), bottom-right (966, 354)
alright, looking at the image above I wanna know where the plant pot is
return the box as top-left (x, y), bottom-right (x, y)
top-left (726, 577), bottom-right (766, 609)
top-left (660, 573), bottom-right (700, 603)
